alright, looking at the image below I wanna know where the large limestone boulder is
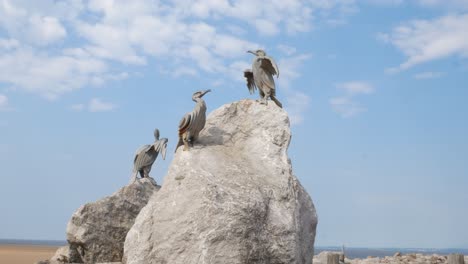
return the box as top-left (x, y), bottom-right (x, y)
top-left (123, 100), bottom-right (317, 264)
top-left (66, 177), bottom-right (160, 263)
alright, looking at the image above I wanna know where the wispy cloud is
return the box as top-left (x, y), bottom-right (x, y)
top-left (330, 96), bottom-right (366, 118)
top-left (286, 92), bottom-right (310, 125)
top-left (417, 0), bottom-right (468, 10)
top-left (379, 14), bottom-right (468, 72)
top-left (277, 53), bottom-right (313, 125)
top-left (277, 44), bottom-right (297, 56)
top-left (0, 94), bottom-right (10, 111)
top-left (71, 98), bottom-right (117, 113)
top-left (70, 103), bottom-right (85, 112)
top-left (89, 98), bottom-right (116, 112)
top-left (330, 81), bottom-right (374, 118)
top-left (414, 71), bottom-right (444, 79)
top-left (336, 81), bottom-right (374, 95)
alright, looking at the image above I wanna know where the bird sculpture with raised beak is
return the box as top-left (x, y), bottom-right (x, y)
top-left (176, 89), bottom-right (211, 152)
top-left (131, 128), bottom-right (168, 182)
top-left (244, 49), bottom-right (282, 108)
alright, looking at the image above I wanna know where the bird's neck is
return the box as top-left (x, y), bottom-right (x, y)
top-left (193, 98), bottom-right (206, 111)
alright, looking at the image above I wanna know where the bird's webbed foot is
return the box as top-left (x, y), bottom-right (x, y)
top-left (257, 98), bottom-right (267, 105)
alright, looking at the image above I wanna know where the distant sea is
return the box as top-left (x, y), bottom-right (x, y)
top-left (1, 240), bottom-right (467, 259)
top-left (316, 246), bottom-right (468, 259)
top-left (0, 239), bottom-right (66, 246)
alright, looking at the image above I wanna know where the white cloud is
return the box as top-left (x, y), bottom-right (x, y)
top-left (71, 98), bottom-right (117, 112)
top-left (380, 14), bottom-right (468, 72)
top-left (88, 98), bottom-right (116, 112)
top-left (277, 53), bottom-right (313, 125)
top-left (70, 103), bottom-right (84, 112)
top-left (0, 38), bottom-right (19, 49)
top-left (331, 81), bottom-right (374, 118)
top-left (278, 53), bottom-right (313, 87)
top-left (0, 94), bottom-right (9, 110)
top-left (286, 92), bottom-right (310, 125)
top-left (0, 0), bottom-right (352, 100)
top-left (277, 44), bottom-right (297, 56)
top-left (417, 0), bottom-right (468, 10)
top-left (336, 81), bottom-right (374, 95)
top-left (330, 96), bottom-right (366, 118)
top-left (365, 0), bottom-right (404, 6)
top-left (414, 71), bottom-right (444, 79)
top-left (0, 45), bottom-right (109, 99)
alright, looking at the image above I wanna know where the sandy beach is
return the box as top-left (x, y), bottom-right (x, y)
top-left (0, 244), bottom-right (58, 264)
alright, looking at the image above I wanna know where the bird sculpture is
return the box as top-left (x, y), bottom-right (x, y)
top-left (176, 89), bottom-right (211, 152)
top-left (244, 49), bottom-right (282, 108)
top-left (131, 128), bottom-right (168, 182)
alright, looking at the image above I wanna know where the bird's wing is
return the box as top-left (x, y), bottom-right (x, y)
top-left (178, 113), bottom-right (192, 136)
top-left (243, 69), bottom-right (257, 94)
top-left (260, 56), bottom-right (279, 77)
top-left (258, 65), bottom-right (276, 91)
top-left (133, 144), bottom-right (153, 170)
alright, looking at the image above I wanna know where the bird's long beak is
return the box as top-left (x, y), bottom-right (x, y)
top-left (201, 89), bottom-right (211, 97)
top-left (247, 50), bottom-right (255, 55)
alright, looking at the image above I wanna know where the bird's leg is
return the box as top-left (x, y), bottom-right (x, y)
top-left (139, 169), bottom-right (145, 179)
top-left (143, 167), bottom-right (151, 178)
top-left (183, 134), bottom-right (189, 151)
top-left (262, 91), bottom-right (270, 105)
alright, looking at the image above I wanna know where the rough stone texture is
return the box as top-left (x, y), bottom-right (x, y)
top-left (314, 251), bottom-right (344, 264)
top-left (66, 177), bottom-right (160, 263)
top-left (123, 99), bottom-right (317, 264)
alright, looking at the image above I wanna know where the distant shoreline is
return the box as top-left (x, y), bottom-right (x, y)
top-left (0, 239), bottom-right (66, 247)
top-left (315, 247), bottom-right (468, 259)
top-left (1, 239), bottom-right (466, 259)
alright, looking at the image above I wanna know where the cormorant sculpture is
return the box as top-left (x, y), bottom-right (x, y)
top-left (176, 89), bottom-right (211, 152)
top-left (244, 49), bottom-right (282, 108)
top-left (132, 128), bottom-right (168, 181)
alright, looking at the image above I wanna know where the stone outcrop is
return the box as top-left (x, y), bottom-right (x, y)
top-left (61, 177), bottom-right (159, 263)
top-left (123, 100), bottom-right (317, 264)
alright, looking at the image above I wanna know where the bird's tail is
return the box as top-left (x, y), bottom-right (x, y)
top-left (175, 136), bottom-right (183, 153)
top-left (271, 95), bottom-right (283, 108)
top-left (129, 171), bottom-right (139, 184)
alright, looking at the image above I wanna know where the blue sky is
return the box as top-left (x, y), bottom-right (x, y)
top-left (0, 0), bottom-right (467, 248)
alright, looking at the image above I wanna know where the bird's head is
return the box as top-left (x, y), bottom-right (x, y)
top-left (159, 138), bottom-right (169, 160)
top-left (159, 138), bottom-right (168, 160)
top-left (247, 49), bottom-right (266, 56)
top-left (153, 138), bottom-right (168, 160)
top-left (153, 128), bottom-right (160, 140)
top-left (192, 89), bottom-right (211, 101)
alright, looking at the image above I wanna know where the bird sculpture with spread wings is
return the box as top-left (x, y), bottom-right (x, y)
top-left (131, 128), bottom-right (168, 182)
top-left (244, 49), bottom-right (282, 108)
top-left (176, 89), bottom-right (211, 152)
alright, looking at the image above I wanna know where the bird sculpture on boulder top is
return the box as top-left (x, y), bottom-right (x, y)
top-left (244, 49), bottom-right (282, 108)
top-left (131, 128), bottom-right (168, 182)
top-left (176, 89), bottom-right (211, 152)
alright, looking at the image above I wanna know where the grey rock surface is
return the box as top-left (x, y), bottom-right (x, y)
top-left (66, 177), bottom-right (159, 263)
top-left (123, 99), bottom-right (317, 264)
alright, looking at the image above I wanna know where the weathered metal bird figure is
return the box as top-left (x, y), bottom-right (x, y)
top-left (176, 89), bottom-right (211, 152)
top-left (244, 49), bottom-right (282, 108)
top-left (131, 128), bottom-right (168, 182)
